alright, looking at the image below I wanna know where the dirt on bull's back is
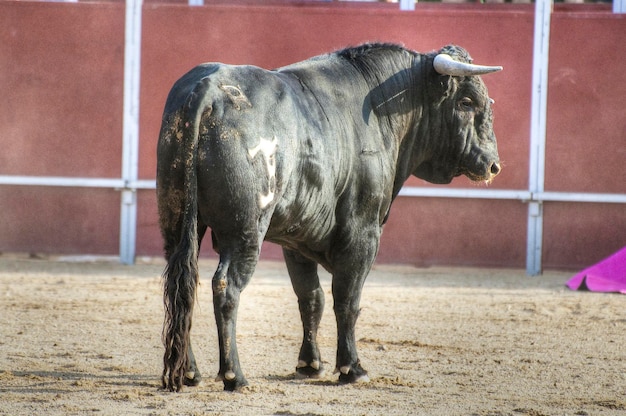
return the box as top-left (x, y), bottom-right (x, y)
top-left (0, 256), bottom-right (624, 415)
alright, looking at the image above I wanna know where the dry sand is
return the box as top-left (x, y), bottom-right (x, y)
top-left (0, 255), bottom-right (624, 415)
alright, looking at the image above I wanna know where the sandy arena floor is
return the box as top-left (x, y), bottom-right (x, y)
top-left (0, 255), bottom-right (624, 415)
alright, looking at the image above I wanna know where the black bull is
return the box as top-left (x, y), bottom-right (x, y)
top-left (157, 43), bottom-right (502, 391)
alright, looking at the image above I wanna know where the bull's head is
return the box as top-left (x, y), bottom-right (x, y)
top-left (414, 45), bottom-right (502, 185)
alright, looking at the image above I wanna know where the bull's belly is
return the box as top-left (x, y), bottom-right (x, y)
top-left (264, 204), bottom-right (337, 265)
top-left (265, 233), bottom-right (333, 270)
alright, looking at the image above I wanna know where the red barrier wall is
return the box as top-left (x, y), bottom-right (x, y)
top-left (0, 1), bottom-right (624, 270)
top-left (0, 2), bottom-right (124, 255)
top-left (541, 10), bottom-right (626, 269)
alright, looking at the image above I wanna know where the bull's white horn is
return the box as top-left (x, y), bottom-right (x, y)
top-left (433, 54), bottom-right (503, 76)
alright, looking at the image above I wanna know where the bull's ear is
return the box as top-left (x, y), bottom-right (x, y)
top-left (425, 58), bottom-right (454, 106)
top-left (438, 44), bottom-right (473, 63)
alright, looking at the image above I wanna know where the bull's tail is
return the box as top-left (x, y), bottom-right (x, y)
top-left (161, 77), bottom-right (212, 392)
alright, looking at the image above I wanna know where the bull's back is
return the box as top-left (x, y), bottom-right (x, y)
top-left (159, 62), bottom-right (299, 168)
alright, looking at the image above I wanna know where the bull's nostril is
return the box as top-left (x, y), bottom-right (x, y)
top-left (490, 162), bottom-right (501, 176)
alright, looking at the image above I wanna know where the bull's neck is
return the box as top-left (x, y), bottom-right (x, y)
top-left (346, 49), bottom-right (432, 201)
top-left (378, 55), bottom-right (430, 200)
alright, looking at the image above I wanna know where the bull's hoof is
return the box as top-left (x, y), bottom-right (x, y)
top-left (295, 360), bottom-right (325, 379)
top-left (336, 363), bottom-right (370, 384)
top-left (216, 371), bottom-right (249, 391)
top-left (183, 370), bottom-right (202, 387)
top-left (162, 371), bottom-right (195, 392)
top-left (223, 377), bottom-right (249, 392)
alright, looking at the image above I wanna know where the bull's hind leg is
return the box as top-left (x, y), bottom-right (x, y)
top-left (183, 341), bottom-right (202, 386)
top-left (283, 249), bottom-right (325, 379)
top-left (211, 239), bottom-right (259, 391)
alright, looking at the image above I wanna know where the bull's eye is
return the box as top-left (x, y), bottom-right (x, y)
top-left (459, 97), bottom-right (474, 111)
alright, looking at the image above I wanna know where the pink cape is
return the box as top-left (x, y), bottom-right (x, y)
top-left (566, 246), bottom-right (626, 294)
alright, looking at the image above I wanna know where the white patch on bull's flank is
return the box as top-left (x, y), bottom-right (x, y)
top-left (248, 136), bottom-right (278, 209)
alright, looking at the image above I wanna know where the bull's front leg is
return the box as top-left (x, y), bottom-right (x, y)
top-left (283, 249), bottom-right (326, 379)
top-left (332, 277), bottom-right (370, 384)
top-left (330, 229), bottom-right (380, 384)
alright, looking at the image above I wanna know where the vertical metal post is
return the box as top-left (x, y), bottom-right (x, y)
top-left (120, 0), bottom-right (143, 265)
top-left (400, 0), bottom-right (415, 11)
top-left (526, 0), bottom-right (552, 276)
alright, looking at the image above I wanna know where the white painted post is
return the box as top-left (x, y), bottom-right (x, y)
top-left (526, 0), bottom-right (552, 276)
top-left (400, 0), bottom-right (415, 11)
top-left (120, 0), bottom-right (143, 265)
top-left (614, 0), bottom-right (626, 13)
